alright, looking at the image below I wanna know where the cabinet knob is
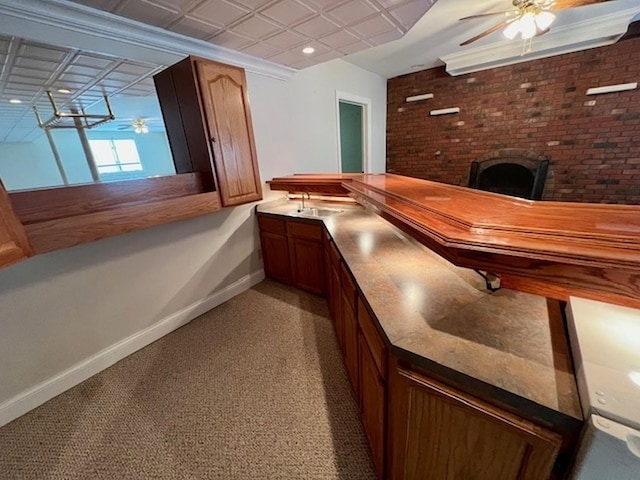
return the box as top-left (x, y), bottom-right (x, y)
top-left (211, 137), bottom-right (216, 143)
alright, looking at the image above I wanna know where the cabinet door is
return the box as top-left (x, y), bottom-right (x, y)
top-left (388, 365), bottom-right (562, 480)
top-left (324, 244), bottom-right (335, 320)
top-left (289, 237), bottom-right (326, 295)
top-left (359, 332), bottom-right (386, 480)
top-left (260, 232), bottom-right (292, 284)
top-left (342, 289), bottom-right (359, 399)
top-left (196, 60), bottom-right (262, 206)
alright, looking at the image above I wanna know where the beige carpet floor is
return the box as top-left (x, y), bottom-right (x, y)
top-left (0, 280), bottom-right (376, 479)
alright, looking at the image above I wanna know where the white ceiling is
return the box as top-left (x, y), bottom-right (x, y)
top-left (61, 0), bottom-right (640, 78)
top-left (345, 0), bottom-right (640, 78)
top-left (1, 0), bottom-right (639, 144)
top-left (68, 0), bottom-right (437, 70)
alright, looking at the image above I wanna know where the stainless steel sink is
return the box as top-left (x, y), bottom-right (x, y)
top-left (293, 207), bottom-right (343, 218)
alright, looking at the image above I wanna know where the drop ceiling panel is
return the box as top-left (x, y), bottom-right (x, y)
top-left (242, 42), bottom-right (281, 58)
top-left (72, 55), bottom-right (115, 69)
top-left (306, 0), bottom-right (350, 11)
top-left (65, 0), bottom-right (436, 69)
top-left (368, 29), bottom-right (403, 46)
top-left (170, 16), bottom-right (222, 38)
top-left (191, 1), bottom-right (250, 26)
top-left (233, 15), bottom-right (282, 39)
top-left (211, 30), bottom-right (255, 50)
top-left (264, 30), bottom-right (309, 49)
top-left (318, 29), bottom-right (359, 49)
top-left (233, 0), bottom-right (276, 10)
top-left (294, 15), bottom-right (340, 37)
top-left (325, 1), bottom-right (377, 26)
top-left (389, 0), bottom-right (435, 28)
top-left (262, 0), bottom-right (315, 25)
top-left (115, 1), bottom-right (176, 27)
top-left (349, 15), bottom-right (397, 38)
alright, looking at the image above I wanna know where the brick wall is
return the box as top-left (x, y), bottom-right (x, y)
top-left (386, 37), bottom-right (640, 204)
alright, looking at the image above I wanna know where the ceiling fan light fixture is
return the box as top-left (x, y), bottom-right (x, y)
top-left (535, 11), bottom-right (556, 30)
top-left (132, 118), bottom-right (149, 134)
top-left (520, 12), bottom-right (538, 39)
top-left (503, 20), bottom-right (521, 40)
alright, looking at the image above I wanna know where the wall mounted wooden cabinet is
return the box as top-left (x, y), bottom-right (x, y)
top-left (155, 56), bottom-right (262, 207)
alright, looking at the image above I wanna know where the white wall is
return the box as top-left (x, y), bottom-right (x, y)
top-left (283, 59), bottom-right (387, 174)
top-left (0, 46), bottom-right (386, 425)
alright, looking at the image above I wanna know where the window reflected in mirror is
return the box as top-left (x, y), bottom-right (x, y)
top-left (0, 34), bottom-right (177, 192)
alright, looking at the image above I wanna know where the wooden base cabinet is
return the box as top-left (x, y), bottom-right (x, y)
top-left (257, 214), bottom-right (326, 296)
top-left (358, 298), bottom-right (388, 479)
top-left (388, 361), bottom-right (562, 480)
top-left (258, 216), bottom-right (292, 284)
top-left (359, 332), bottom-right (386, 479)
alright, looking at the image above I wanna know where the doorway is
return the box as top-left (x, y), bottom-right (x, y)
top-left (339, 101), bottom-right (363, 173)
top-left (336, 91), bottom-right (371, 174)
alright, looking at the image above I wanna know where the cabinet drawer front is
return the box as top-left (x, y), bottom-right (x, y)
top-left (341, 262), bottom-right (357, 310)
top-left (287, 220), bottom-right (323, 240)
top-left (358, 297), bottom-right (387, 380)
top-left (258, 215), bottom-right (286, 234)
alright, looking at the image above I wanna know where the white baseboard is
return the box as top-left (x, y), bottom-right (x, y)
top-left (0, 269), bottom-right (265, 428)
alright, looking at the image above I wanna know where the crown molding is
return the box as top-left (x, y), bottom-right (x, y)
top-left (0, 0), bottom-right (296, 81)
top-left (440, 6), bottom-right (640, 76)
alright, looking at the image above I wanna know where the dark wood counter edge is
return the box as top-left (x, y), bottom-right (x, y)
top-left (255, 207), bottom-right (583, 429)
top-left (267, 173), bottom-right (358, 196)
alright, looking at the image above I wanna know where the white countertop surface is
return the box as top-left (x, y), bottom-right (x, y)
top-left (567, 297), bottom-right (640, 429)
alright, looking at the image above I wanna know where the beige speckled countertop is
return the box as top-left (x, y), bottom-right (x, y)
top-left (257, 198), bottom-right (583, 425)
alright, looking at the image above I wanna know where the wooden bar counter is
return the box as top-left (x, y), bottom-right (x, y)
top-left (269, 173), bottom-right (640, 309)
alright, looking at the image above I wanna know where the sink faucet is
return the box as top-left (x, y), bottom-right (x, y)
top-left (301, 192), bottom-right (310, 211)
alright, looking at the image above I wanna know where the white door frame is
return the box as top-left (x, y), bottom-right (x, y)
top-left (335, 90), bottom-right (371, 174)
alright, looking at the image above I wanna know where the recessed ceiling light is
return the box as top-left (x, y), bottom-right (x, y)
top-left (57, 88), bottom-right (71, 94)
top-left (9, 99), bottom-right (22, 104)
top-left (302, 46), bottom-right (315, 55)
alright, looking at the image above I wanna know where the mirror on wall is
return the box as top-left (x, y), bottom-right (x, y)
top-left (0, 34), bottom-right (177, 192)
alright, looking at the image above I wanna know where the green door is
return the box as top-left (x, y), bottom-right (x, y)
top-left (339, 101), bottom-right (363, 173)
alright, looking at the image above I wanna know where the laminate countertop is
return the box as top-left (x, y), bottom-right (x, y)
top-left (257, 198), bottom-right (583, 426)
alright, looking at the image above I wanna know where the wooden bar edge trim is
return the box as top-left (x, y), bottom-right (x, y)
top-left (0, 180), bottom-right (34, 268)
top-left (10, 173), bottom-right (208, 225)
top-left (26, 191), bottom-right (222, 254)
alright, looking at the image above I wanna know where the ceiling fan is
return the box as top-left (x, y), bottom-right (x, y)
top-left (116, 118), bottom-right (158, 134)
top-left (459, 0), bottom-right (617, 46)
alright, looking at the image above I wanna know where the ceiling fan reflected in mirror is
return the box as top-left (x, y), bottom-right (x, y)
top-left (116, 118), bottom-right (156, 134)
top-left (459, 0), bottom-right (617, 47)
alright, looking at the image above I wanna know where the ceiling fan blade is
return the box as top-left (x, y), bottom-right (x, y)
top-left (459, 11), bottom-right (514, 21)
top-left (549, 0), bottom-right (616, 11)
top-left (460, 19), bottom-right (514, 46)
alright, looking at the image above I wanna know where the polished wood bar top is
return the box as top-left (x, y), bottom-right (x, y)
top-left (257, 198), bottom-right (582, 427)
top-left (345, 174), bottom-right (640, 269)
top-left (268, 173), bottom-right (640, 307)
